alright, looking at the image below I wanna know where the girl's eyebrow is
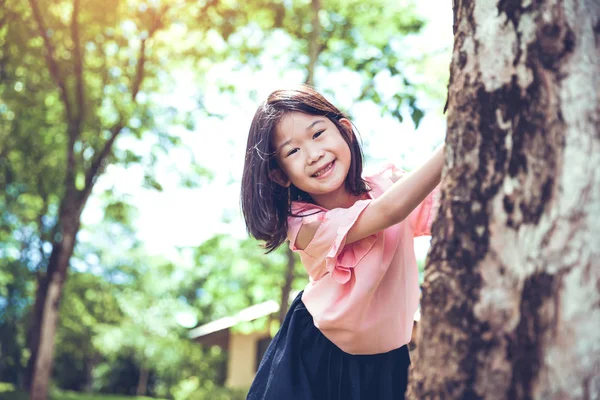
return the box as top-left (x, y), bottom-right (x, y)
top-left (305, 119), bottom-right (325, 130)
top-left (275, 139), bottom-right (293, 154)
top-left (275, 118), bottom-right (327, 154)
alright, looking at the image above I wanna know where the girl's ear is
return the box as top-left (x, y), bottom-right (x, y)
top-left (339, 118), bottom-right (354, 142)
top-left (269, 168), bottom-right (291, 188)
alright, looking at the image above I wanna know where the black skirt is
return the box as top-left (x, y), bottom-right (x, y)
top-left (247, 291), bottom-right (410, 400)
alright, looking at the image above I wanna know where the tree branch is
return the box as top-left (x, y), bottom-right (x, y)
top-left (131, 5), bottom-right (167, 101)
top-left (79, 120), bottom-right (123, 205)
top-left (28, 0), bottom-right (73, 123)
top-left (71, 0), bottom-right (85, 128)
top-left (80, 4), bottom-right (169, 205)
top-left (305, 0), bottom-right (321, 86)
top-left (131, 39), bottom-right (147, 102)
top-left (29, 0), bottom-right (81, 198)
top-left (35, 188), bottom-right (50, 273)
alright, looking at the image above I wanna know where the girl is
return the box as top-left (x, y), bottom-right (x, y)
top-left (241, 85), bottom-right (443, 400)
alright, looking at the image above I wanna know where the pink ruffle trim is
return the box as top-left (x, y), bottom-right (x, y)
top-left (324, 200), bottom-right (376, 284)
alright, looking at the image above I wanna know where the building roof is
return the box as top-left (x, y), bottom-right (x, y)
top-left (189, 300), bottom-right (280, 340)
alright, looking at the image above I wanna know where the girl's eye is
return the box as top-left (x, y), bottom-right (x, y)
top-left (313, 130), bottom-right (325, 139)
top-left (286, 148), bottom-right (298, 157)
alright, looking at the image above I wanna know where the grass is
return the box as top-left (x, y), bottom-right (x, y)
top-left (0, 382), bottom-right (166, 400)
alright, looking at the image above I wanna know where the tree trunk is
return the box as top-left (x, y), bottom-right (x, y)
top-left (24, 273), bottom-right (49, 390)
top-left (83, 353), bottom-right (99, 393)
top-left (136, 367), bottom-right (149, 396)
top-left (278, 247), bottom-right (296, 324)
top-left (410, 0), bottom-right (599, 399)
top-left (29, 209), bottom-right (81, 400)
top-left (24, 199), bottom-right (51, 390)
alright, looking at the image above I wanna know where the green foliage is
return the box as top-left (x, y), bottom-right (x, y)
top-left (0, 380), bottom-right (247, 400)
top-left (184, 234), bottom-right (304, 326)
top-left (54, 392), bottom-right (164, 400)
top-left (0, 258), bottom-right (36, 384)
top-left (0, 381), bottom-right (167, 399)
top-left (0, 0), bottom-right (225, 390)
top-left (215, 0), bottom-right (426, 125)
top-left (52, 271), bottom-right (122, 391)
top-left (0, 0), bottom-right (217, 233)
top-left (48, 227), bottom-right (232, 397)
top-left (172, 380), bottom-right (247, 400)
top-left (1, 0), bottom-right (446, 397)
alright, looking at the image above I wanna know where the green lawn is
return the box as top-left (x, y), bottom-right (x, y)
top-left (0, 383), bottom-right (166, 400)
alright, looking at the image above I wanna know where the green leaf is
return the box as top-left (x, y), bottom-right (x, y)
top-left (143, 174), bottom-right (163, 192)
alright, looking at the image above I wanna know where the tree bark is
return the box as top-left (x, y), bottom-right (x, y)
top-left (410, 0), bottom-right (600, 399)
top-left (136, 367), bottom-right (149, 396)
top-left (29, 208), bottom-right (81, 400)
top-left (24, 274), bottom-right (47, 390)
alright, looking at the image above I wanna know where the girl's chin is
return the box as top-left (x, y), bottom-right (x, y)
top-left (310, 181), bottom-right (346, 196)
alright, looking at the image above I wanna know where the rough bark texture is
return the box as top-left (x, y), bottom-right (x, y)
top-left (410, 0), bottom-right (600, 399)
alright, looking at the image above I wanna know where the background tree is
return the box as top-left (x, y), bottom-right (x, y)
top-left (0, 0), bottom-right (235, 397)
top-left (231, 0), bottom-right (427, 125)
top-left (52, 217), bottom-right (232, 398)
top-left (93, 262), bottom-right (202, 397)
top-left (410, 0), bottom-right (599, 398)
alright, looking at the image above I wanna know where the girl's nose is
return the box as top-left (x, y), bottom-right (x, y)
top-left (307, 147), bottom-right (325, 165)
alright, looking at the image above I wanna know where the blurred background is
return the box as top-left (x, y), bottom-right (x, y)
top-left (0, 0), bottom-right (451, 398)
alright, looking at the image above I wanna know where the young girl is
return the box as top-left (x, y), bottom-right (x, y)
top-left (241, 85), bottom-right (443, 400)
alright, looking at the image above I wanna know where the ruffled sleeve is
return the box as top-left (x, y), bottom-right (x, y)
top-left (288, 200), bottom-right (377, 284)
top-left (319, 200), bottom-right (377, 284)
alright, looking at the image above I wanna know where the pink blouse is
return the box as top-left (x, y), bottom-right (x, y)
top-left (287, 164), bottom-right (439, 355)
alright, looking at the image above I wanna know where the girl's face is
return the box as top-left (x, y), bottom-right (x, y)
top-left (271, 112), bottom-right (352, 200)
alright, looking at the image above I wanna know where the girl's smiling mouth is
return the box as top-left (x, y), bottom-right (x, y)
top-left (312, 160), bottom-right (335, 178)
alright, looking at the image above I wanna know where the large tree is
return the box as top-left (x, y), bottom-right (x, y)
top-left (410, 0), bottom-right (599, 398)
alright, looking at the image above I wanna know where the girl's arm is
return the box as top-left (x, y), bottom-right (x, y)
top-left (294, 144), bottom-right (444, 250)
top-left (346, 144), bottom-right (444, 244)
